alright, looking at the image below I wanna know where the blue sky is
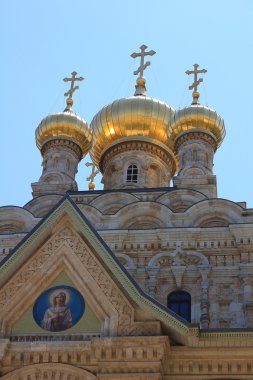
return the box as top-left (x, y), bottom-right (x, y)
top-left (1, 0), bottom-right (253, 206)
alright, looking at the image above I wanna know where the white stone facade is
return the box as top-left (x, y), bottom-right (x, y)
top-left (1, 75), bottom-right (253, 379)
top-left (1, 183), bottom-right (253, 330)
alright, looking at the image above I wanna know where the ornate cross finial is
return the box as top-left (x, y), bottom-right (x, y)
top-left (63, 71), bottom-right (84, 109)
top-left (131, 44), bottom-right (156, 78)
top-left (85, 162), bottom-right (99, 190)
top-left (185, 64), bottom-right (207, 104)
top-left (131, 44), bottom-right (156, 96)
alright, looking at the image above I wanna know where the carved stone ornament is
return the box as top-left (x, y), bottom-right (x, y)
top-left (0, 225), bottom-right (158, 336)
top-left (0, 363), bottom-right (97, 380)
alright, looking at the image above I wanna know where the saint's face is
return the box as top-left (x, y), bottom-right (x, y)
top-left (55, 294), bottom-right (65, 307)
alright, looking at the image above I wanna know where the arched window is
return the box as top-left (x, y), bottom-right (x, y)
top-left (167, 291), bottom-right (191, 322)
top-left (126, 165), bottom-right (138, 183)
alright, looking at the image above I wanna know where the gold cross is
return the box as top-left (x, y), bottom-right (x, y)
top-left (85, 162), bottom-right (99, 190)
top-left (131, 44), bottom-right (156, 78)
top-left (185, 64), bottom-right (207, 104)
top-left (63, 71), bottom-right (84, 99)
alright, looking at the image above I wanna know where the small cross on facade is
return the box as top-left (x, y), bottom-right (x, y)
top-left (131, 44), bottom-right (156, 79)
top-left (85, 162), bottom-right (100, 190)
top-left (185, 64), bottom-right (207, 104)
top-left (63, 71), bottom-right (84, 100)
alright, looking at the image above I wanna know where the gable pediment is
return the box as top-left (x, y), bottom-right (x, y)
top-left (0, 223), bottom-right (158, 337)
top-left (0, 196), bottom-right (198, 345)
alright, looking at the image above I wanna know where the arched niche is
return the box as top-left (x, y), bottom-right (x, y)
top-left (0, 363), bottom-right (97, 380)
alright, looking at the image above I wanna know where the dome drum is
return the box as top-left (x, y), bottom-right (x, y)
top-left (174, 129), bottom-right (218, 154)
top-left (171, 104), bottom-right (223, 199)
top-left (41, 138), bottom-right (84, 161)
top-left (101, 140), bottom-right (176, 190)
top-left (100, 139), bottom-right (177, 175)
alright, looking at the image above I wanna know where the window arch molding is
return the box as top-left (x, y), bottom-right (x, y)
top-left (167, 290), bottom-right (191, 322)
top-left (0, 363), bottom-right (97, 380)
top-left (125, 163), bottom-right (139, 184)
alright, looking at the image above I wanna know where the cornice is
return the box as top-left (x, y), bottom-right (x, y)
top-left (100, 140), bottom-right (177, 174)
top-left (41, 139), bottom-right (83, 160)
top-left (174, 130), bottom-right (217, 153)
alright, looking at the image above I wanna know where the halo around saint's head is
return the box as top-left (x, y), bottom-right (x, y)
top-left (49, 288), bottom-right (70, 306)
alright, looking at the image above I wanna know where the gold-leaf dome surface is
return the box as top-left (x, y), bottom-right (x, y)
top-left (169, 104), bottom-right (226, 149)
top-left (90, 95), bottom-right (175, 166)
top-left (35, 109), bottom-right (92, 157)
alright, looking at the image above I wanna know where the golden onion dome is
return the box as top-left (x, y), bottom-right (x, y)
top-left (90, 79), bottom-right (176, 167)
top-left (35, 98), bottom-right (92, 157)
top-left (169, 103), bottom-right (225, 151)
top-left (170, 64), bottom-right (226, 151)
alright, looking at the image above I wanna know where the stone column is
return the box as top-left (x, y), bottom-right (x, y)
top-left (239, 266), bottom-right (253, 327)
top-left (146, 267), bottom-right (159, 298)
top-left (0, 319), bottom-right (9, 338)
top-left (242, 277), bottom-right (253, 326)
top-left (199, 267), bottom-right (211, 328)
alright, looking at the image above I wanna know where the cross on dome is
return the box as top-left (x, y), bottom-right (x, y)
top-left (63, 71), bottom-right (84, 108)
top-left (131, 44), bottom-right (156, 78)
top-left (85, 162), bottom-right (100, 190)
top-left (185, 64), bottom-right (207, 104)
top-left (131, 45), bottom-right (156, 96)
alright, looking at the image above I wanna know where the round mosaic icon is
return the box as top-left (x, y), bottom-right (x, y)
top-left (33, 285), bottom-right (85, 332)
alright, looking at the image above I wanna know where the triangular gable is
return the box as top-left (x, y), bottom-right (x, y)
top-left (0, 195), bottom-right (199, 345)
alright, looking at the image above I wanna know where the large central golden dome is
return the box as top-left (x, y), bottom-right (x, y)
top-left (90, 82), bottom-right (176, 167)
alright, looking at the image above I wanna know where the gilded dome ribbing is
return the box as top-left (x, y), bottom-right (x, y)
top-left (90, 92), bottom-right (176, 167)
top-left (90, 45), bottom-right (177, 168)
top-left (35, 99), bottom-right (92, 157)
top-left (170, 64), bottom-right (226, 152)
top-left (169, 103), bottom-right (226, 151)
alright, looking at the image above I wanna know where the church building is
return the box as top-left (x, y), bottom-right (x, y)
top-left (1, 45), bottom-right (253, 379)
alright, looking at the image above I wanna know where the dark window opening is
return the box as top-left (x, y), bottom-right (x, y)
top-left (126, 165), bottom-right (138, 183)
top-left (167, 291), bottom-right (191, 322)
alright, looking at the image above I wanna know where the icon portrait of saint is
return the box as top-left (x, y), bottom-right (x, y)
top-left (33, 285), bottom-right (85, 332)
top-left (41, 290), bottom-right (72, 331)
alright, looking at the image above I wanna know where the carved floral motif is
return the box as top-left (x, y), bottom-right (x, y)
top-left (0, 226), bottom-right (157, 336)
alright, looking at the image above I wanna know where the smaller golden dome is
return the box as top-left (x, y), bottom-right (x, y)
top-left (35, 107), bottom-right (92, 157)
top-left (169, 104), bottom-right (226, 151)
top-left (90, 95), bottom-right (176, 167)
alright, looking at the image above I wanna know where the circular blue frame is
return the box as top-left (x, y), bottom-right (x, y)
top-left (33, 285), bottom-right (85, 331)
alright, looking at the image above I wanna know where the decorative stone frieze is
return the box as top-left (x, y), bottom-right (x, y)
top-left (100, 141), bottom-right (176, 189)
top-left (174, 130), bottom-right (217, 153)
top-left (0, 225), bottom-right (160, 337)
